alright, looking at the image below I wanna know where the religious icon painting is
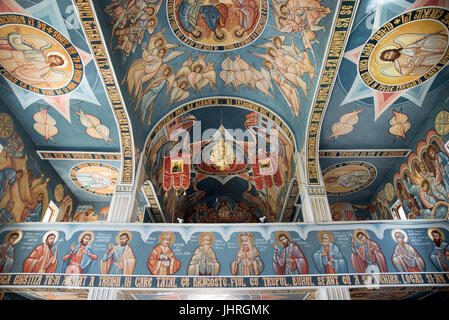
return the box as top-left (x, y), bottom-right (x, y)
top-left (323, 162), bottom-right (377, 196)
top-left (359, 7), bottom-right (449, 92)
top-left (168, 0), bottom-right (268, 51)
top-left (163, 154), bottom-right (190, 190)
top-left (258, 158), bottom-right (273, 174)
top-left (171, 160), bottom-right (184, 173)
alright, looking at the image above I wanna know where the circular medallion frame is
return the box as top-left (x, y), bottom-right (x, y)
top-left (70, 162), bottom-right (119, 197)
top-left (358, 7), bottom-right (449, 92)
top-left (323, 161), bottom-right (377, 196)
top-left (0, 14), bottom-right (83, 95)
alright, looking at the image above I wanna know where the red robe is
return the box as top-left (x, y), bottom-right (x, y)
top-left (147, 244), bottom-right (180, 275)
top-left (22, 243), bottom-right (57, 273)
top-left (351, 240), bottom-right (388, 273)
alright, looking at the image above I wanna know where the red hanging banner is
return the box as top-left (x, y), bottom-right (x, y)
top-left (250, 153), bottom-right (282, 191)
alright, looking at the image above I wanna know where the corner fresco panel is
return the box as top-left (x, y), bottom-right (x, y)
top-left (0, 105), bottom-right (77, 223)
top-left (1, 220), bottom-right (449, 290)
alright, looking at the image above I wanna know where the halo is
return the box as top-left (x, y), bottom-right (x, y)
top-left (275, 231), bottom-right (291, 246)
top-left (353, 229), bottom-right (370, 244)
top-left (317, 230), bottom-right (333, 244)
top-left (391, 229), bottom-right (408, 243)
top-left (78, 231), bottom-right (95, 244)
top-left (192, 63), bottom-right (204, 73)
top-left (190, 27), bottom-right (206, 41)
top-left (6, 230), bottom-right (22, 245)
top-left (272, 35), bottom-right (284, 46)
top-left (428, 228), bottom-right (445, 241)
top-left (373, 44), bottom-right (400, 67)
top-left (42, 231), bottom-right (59, 243)
top-left (116, 230), bottom-right (132, 243)
top-left (267, 47), bottom-right (276, 58)
top-left (45, 51), bottom-right (69, 69)
top-left (237, 232), bottom-right (254, 246)
top-left (164, 65), bottom-right (173, 75)
top-left (263, 59), bottom-right (273, 70)
top-left (148, 16), bottom-right (158, 27)
top-left (159, 231), bottom-right (175, 246)
top-left (198, 232), bottom-right (215, 246)
top-left (146, 4), bottom-right (157, 17)
top-left (157, 46), bottom-right (168, 57)
top-left (212, 29), bottom-right (227, 43)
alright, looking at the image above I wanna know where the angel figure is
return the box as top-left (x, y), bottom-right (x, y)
top-left (220, 55), bottom-right (273, 99)
top-left (263, 59), bottom-right (300, 116)
top-left (107, 0), bottom-right (163, 62)
top-left (167, 79), bottom-right (191, 104)
top-left (250, 47), bottom-right (303, 116)
top-left (256, 36), bottom-right (312, 93)
top-left (135, 65), bottom-right (175, 126)
top-left (175, 53), bottom-right (216, 94)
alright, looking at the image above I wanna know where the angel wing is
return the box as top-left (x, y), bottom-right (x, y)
top-left (198, 63), bottom-right (217, 91)
top-left (254, 68), bottom-right (273, 99)
top-left (122, 58), bottom-right (146, 97)
top-left (162, 50), bottom-right (186, 63)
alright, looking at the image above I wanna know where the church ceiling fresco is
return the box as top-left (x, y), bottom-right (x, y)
top-left (0, 0), bottom-right (447, 221)
top-left (317, 0), bottom-right (449, 209)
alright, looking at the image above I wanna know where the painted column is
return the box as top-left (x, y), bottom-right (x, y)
top-left (295, 153), bottom-right (332, 223)
top-left (295, 153), bottom-right (351, 300)
top-left (89, 157), bottom-right (146, 299)
top-left (88, 288), bottom-right (123, 300)
top-left (316, 287), bottom-right (351, 300)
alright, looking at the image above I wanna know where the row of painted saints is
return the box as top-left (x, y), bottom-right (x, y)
top-left (105, 0), bottom-right (330, 125)
top-left (1, 228), bottom-right (448, 275)
top-left (395, 136), bottom-right (449, 220)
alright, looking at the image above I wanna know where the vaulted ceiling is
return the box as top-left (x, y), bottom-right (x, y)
top-left (0, 0), bottom-right (448, 223)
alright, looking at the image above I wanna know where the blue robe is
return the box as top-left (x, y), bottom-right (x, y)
top-left (312, 243), bottom-right (348, 274)
top-left (61, 244), bottom-right (96, 274)
top-left (24, 202), bottom-right (42, 222)
top-left (0, 208), bottom-right (15, 223)
top-left (430, 241), bottom-right (449, 272)
top-left (438, 151), bottom-right (449, 193)
top-left (0, 168), bottom-right (17, 201)
top-left (178, 0), bottom-right (221, 32)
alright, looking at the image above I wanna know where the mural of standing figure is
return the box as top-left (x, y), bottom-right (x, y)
top-left (0, 230), bottom-right (22, 273)
top-left (272, 231), bottom-right (308, 275)
top-left (231, 232), bottom-right (264, 275)
top-left (101, 231), bottom-right (136, 275)
top-left (428, 228), bottom-right (449, 272)
top-left (312, 230), bottom-right (348, 274)
top-left (62, 231), bottom-right (97, 274)
top-left (350, 230), bottom-right (388, 274)
top-left (391, 229), bottom-right (425, 272)
top-left (187, 232), bottom-right (220, 276)
top-left (22, 231), bottom-right (58, 273)
top-left (148, 231), bottom-right (181, 275)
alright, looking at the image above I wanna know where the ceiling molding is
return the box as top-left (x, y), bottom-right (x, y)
top-left (37, 150), bottom-right (121, 161)
top-left (319, 149), bottom-right (411, 158)
top-left (73, 0), bottom-right (135, 185)
top-left (305, 0), bottom-right (360, 185)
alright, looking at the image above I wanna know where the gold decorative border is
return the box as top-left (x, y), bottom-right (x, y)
top-left (305, 0), bottom-right (359, 185)
top-left (37, 150), bottom-right (121, 161)
top-left (146, 97), bottom-right (296, 154)
top-left (319, 149), bottom-right (411, 158)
